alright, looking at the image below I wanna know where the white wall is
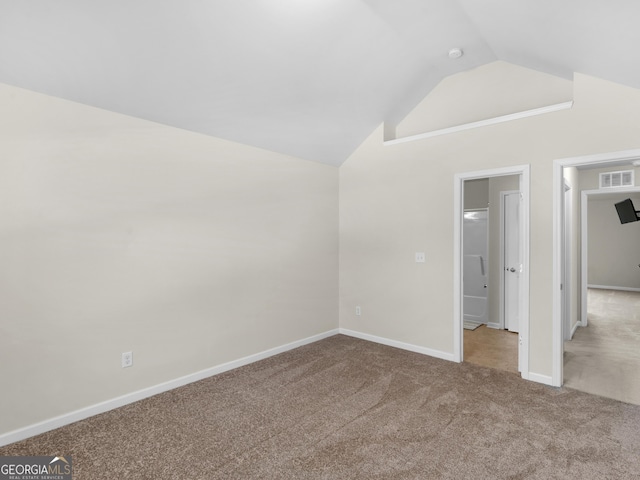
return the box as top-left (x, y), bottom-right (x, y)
top-left (339, 61), bottom-right (640, 379)
top-left (0, 83), bottom-right (339, 436)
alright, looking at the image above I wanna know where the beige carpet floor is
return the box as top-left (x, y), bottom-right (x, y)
top-left (564, 288), bottom-right (640, 405)
top-left (2, 334), bottom-right (640, 479)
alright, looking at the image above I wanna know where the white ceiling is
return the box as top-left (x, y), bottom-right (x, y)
top-left (1, 1), bottom-right (639, 166)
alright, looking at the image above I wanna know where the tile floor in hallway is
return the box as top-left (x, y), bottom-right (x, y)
top-left (463, 324), bottom-right (519, 374)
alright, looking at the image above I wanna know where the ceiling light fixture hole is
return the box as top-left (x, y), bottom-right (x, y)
top-left (448, 48), bottom-right (463, 59)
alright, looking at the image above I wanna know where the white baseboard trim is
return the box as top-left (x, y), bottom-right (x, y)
top-left (339, 328), bottom-right (456, 362)
top-left (339, 329), bottom-right (555, 387)
top-left (588, 284), bottom-right (640, 293)
top-left (0, 329), bottom-right (340, 448)
top-left (487, 322), bottom-right (501, 330)
top-left (570, 321), bottom-right (580, 339)
top-left (527, 372), bottom-right (554, 386)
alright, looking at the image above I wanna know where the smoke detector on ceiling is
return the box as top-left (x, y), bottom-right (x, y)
top-left (448, 48), bottom-right (463, 59)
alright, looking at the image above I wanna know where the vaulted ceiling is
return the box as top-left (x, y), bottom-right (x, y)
top-left (1, 1), bottom-right (638, 166)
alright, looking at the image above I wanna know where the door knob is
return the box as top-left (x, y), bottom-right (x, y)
top-left (509, 267), bottom-right (516, 272)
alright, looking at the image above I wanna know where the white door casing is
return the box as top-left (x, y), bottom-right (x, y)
top-left (563, 181), bottom-right (573, 341)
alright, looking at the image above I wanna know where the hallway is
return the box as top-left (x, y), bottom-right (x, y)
top-left (564, 289), bottom-right (640, 405)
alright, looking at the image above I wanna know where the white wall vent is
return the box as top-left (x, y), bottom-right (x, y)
top-left (599, 170), bottom-right (634, 189)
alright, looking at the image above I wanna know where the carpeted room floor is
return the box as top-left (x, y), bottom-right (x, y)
top-left (564, 289), bottom-right (640, 405)
top-left (2, 335), bottom-right (640, 479)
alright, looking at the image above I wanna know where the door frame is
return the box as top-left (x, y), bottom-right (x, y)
top-left (453, 164), bottom-right (530, 380)
top-left (552, 148), bottom-right (640, 387)
top-left (563, 179), bottom-right (573, 341)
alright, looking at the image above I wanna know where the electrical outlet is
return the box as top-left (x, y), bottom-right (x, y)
top-left (121, 351), bottom-right (133, 368)
top-left (356, 306), bottom-right (361, 316)
top-left (415, 252), bottom-right (426, 263)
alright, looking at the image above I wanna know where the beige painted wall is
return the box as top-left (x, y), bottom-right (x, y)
top-left (339, 61), bottom-right (640, 378)
top-left (578, 165), bottom-right (640, 190)
top-left (464, 178), bottom-right (489, 210)
top-left (567, 166), bottom-right (640, 325)
top-left (5, 59), bottom-right (640, 438)
top-left (587, 193), bottom-right (640, 288)
top-left (395, 61), bottom-right (573, 139)
top-left (0, 84), bottom-right (339, 435)
top-left (565, 165), bottom-right (640, 333)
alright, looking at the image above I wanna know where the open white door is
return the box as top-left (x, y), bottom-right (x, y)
top-left (503, 191), bottom-right (520, 334)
